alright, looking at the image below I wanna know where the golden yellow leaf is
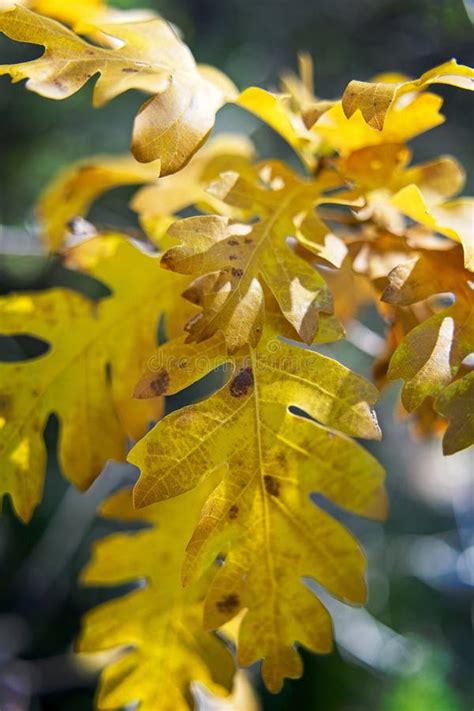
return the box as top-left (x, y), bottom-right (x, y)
top-left (373, 299), bottom-right (452, 441)
top-left (160, 161), bottom-right (359, 351)
top-left (342, 59), bottom-right (474, 130)
top-left (0, 5), bottom-right (236, 172)
top-left (401, 156), bottom-right (465, 203)
top-left (314, 92), bottom-right (446, 156)
top-left (391, 184), bottom-right (474, 271)
top-left (128, 333), bottom-right (384, 691)
top-left (0, 233), bottom-right (185, 521)
top-left (434, 370), bottom-right (474, 454)
top-left (28, 0), bottom-right (155, 39)
top-left (336, 144), bottom-right (466, 246)
top-left (234, 87), bottom-right (317, 168)
top-left (383, 249), bottom-right (473, 411)
top-left (79, 483), bottom-right (235, 711)
top-left (37, 154), bottom-right (161, 250)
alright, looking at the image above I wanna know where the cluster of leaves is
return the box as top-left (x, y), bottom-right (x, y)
top-left (0, 1), bottom-right (473, 709)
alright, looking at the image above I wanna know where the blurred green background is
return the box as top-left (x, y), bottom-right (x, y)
top-left (0, 1), bottom-right (473, 710)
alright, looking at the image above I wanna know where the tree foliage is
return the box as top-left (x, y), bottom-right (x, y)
top-left (0, 1), bottom-right (473, 708)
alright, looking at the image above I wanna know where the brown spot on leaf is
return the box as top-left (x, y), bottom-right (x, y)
top-left (244, 237), bottom-right (253, 244)
top-left (228, 254), bottom-right (239, 261)
top-left (216, 593), bottom-right (240, 614)
top-left (231, 267), bottom-right (243, 278)
top-left (122, 67), bottom-right (139, 73)
top-left (0, 394), bottom-right (11, 414)
top-left (228, 504), bottom-right (239, 519)
top-left (264, 474), bottom-right (280, 497)
top-left (229, 367), bottom-right (253, 397)
top-left (54, 78), bottom-right (67, 93)
top-left (227, 238), bottom-right (239, 246)
top-left (149, 369), bottom-right (170, 396)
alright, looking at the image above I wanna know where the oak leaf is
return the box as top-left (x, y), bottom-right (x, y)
top-left (0, 234), bottom-right (183, 521)
top-left (390, 184), bottom-right (474, 271)
top-left (79, 483), bottom-right (234, 711)
top-left (234, 88), bottom-right (317, 170)
top-left (314, 92), bottom-right (446, 156)
top-left (3, 0), bottom-right (155, 32)
top-left (161, 161), bottom-right (361, 352)
top-left (129, 333), bottom-right (385, 691)
top-left (434, 370), bottom-right (474, 455)
top-left (342, 59), bottom-right (474, 130)
top-left (383, 248), bottom-right (473, 412)
top-left (0, 5), bottom-right (236, 172)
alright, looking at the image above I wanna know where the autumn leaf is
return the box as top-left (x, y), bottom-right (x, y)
top-left (234, 87), bottom-right (317, 169)
top-left (129, 332), bottom-right (385, 692)
top-left (79, 483), bottom-right (235, 711)
top-left (161, 161), bottom-right (361, 352)
top-left (336, 143), bottom-right (466, 242)
top-left (383, 248), bottom-right (473, 411)
top-left (342, 59), bottom-right (474, 130)
top-left (390, 184), bottom-right (474, 271)
top-left (0, 5), bottom-right (236, 172)
top-left (314, 92), bottom-right (446, 156)
top-left (434, 370), bottom-right (474, 454)
top-left (0, 233), bottom-right (189, 521)
top-left (25, 0), bottom-right (156, 41)
top-left (37, 154), bottom-right (161, 250)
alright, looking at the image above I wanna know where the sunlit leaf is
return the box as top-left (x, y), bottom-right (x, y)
top-left (391, 184), bottom-right (474, 270)
top-left (434, 370), bottom-right (474, 454)
top-left (129, 333), bottom-right (385, 691)
top-left (342, 59), bottom-right (474, 130)
top-left (0, 233), bottom-right (186, 521)
top-left (161, 161), bottom-right (361, 351)
top-left (80, 483), bottom-right (235, 711)
top-left (383, 249), bottom-right (473, 411)
top-left (0, 5), bottom-right (236, 171)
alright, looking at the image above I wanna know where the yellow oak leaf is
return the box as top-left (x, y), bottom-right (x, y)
top-left (342, 59), bottom-right (474, 130)
top-left (338, 144), bottom-right (466, 239)
top-left (314, 92), bottom-right (446, 156)
top-left (133, 303), bottom-right (344, 400)
top-left (128, 334), bottom-right (384, 692)
top-left (234, 87), bottom-right (318, 169)
top-left (79, 483), bottom-right (235, 711)
top-left (0, 233), bottom-right (187, 521)
top-left (434, 370), bottom-right (474, 455)
top-left (390, 184), bottom-right (474, 271)
top-left (8, 0), bottom-right (156, 48)
top-left (161, 161), bottom-right (359, 352)
top-left (382, 248), bottom-right (473, 411)
top-left (341, 144), bottom-right (465, 200)
top-left (373, 299), bottom-right (452, 441)
top-left (32, 0), bottom-right (154, 30)
top-left (0, 5), bottom-right (236, 172)
top-left (37, 154), bottom-right (161, 250)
